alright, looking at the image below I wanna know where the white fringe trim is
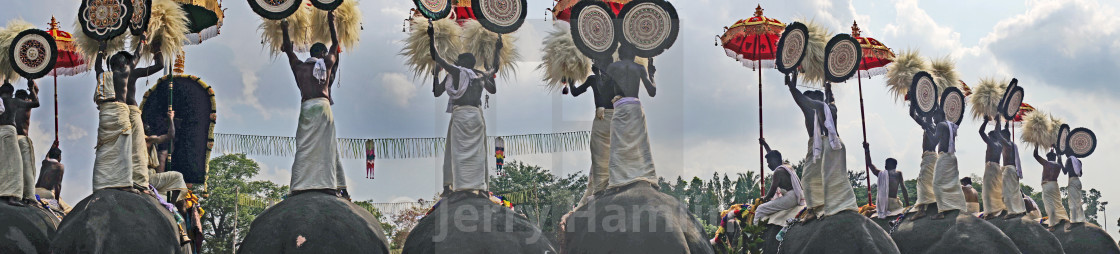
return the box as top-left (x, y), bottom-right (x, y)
top-left (49, 64), bottom-right (90, 77)
top-left (184, 22), bottom-right (222, 45)
top-left (724, 48), bottom-right (778, 69)
top-left (858, 64), bottom-right (891, 78)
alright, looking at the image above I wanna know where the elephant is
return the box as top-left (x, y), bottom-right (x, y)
top-left (51, 189), bottom-right (183, 254)
top-left (889, 204), bottom-right (1020, 254)
top-left (985, 216), bottom-right (1064, 254)
top-left (775, 210), bottom-right (901, 254)
top-left (403, 190), bottom-right (557, 254)
top-left (1049, 221), bottom-right (1120, 254)
top-left (0, 203), bottom-right (59, 254)
top-left (238, 190), bottom-right (390, 253)
top-left (561, 182), bottom-right (714, 254)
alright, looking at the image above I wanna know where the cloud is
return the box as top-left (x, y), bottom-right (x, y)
top-left (379, 72), bottom-right (417, 108)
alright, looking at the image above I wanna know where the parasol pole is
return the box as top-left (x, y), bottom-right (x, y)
top-left (857, 71), bottom-right (872, 205)
top-left (755, 33), bottom-right (765, 197)
top-left (54, 72), bottom-right (58, 142)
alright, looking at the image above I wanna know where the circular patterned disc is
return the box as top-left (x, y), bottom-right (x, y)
top-left (776, 22), bottom-right (808, 74)
top-left (9, 29), bottom-right (58, 80)
top-left (617, 0), bottom-right (679, 58)
top-left (1066, 128), bottom-right (1096, 158)
top-left (941, 87), bottom-right (965, 125)
top-left (78, 0), bottom-right (134, 40)
top-left (1056, 124), bottom-right (1071, 154)
top-left (473, 0), bottom-right (527, 34)
top-left (1001, 86), bottom-right (1024, 120)
top-left (998, 78), bottom-right (1018, 116)
top-left (248, 0), bottom-right (302, 20)
top-left (824, 34), bottom-right (862, 83)
top-left (911, 71), bottom-right (938, 115)
top-left (311, 0), bottom-right (343, 10)
top-left (129, 0), bottom-right (151, 36)
top-left (570, 1), bottom-right (618, 60)
top-left (413, 0), bottom-right (453, 20)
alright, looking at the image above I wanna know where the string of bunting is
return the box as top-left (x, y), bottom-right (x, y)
top-left (212, 131), bottom-right (591, 160)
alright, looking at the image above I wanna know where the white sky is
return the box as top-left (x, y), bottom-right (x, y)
top-left (4, 0), bottom-right (1120, 238)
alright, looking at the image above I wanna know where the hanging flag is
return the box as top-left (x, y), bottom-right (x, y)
top-left (495, 137), bottom-right (505, 176)
top-left (366, 140), bottom-right (376, 179)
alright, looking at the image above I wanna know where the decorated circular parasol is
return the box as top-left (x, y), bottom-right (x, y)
top-left (549, 0), bottom-right (628, 22)
top-left (176, 0), bottom-right (224, 45)
top-left (848, 21), bottom-right (895, 204)
top-left (716, 5), bottom-right (783, 195)
top-left (139, 66), bottom-right (217, 186)
top-left (450, 0), bottom-right (519, 76)
top-left (47, 17), bottom-right (90, 142)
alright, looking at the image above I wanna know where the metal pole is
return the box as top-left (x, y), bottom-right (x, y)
top-left (53, 73), bottom-right (58, 142)
top-left (858, 72), bottom-right (871, 205)
top-left (756, 35), bottom-right (766, 197)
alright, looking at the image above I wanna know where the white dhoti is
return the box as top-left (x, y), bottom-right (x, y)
top-left (607, 100), bottom-right (657, 188)
top-left (93, 102), bottom-right (134, 190)
top-left (801, 139), bottom-right (825, 211)
top-left (17, 135), bottom-right (35, 200)
top-left (933, 152), bottom-right (966, 213)
top-left (1067, 176), bottom-right (1085, 223)
top-left (579, 109), bottom-right (612, 206)
top-left (915, 151), bottom-right (938, 206)
top-left (35, 187), bottom-right (71, 213)
top-left (755, 166), bottom-right (804, 226)
top-left (884, 198), bottom-right (906, 217)
top-left (291, 98), bottom-right (347, 192)
top-left (807, 135), bottom-right (857, 217)
top-left (149, 169), bottom-right (188, 199)
top-left (982, 162), bottom-right (1006, 214)
top-left (968, 202), bottom-right (981, 214)
top-left (0, 125), bottom-right (23, 198)
top-left (1042, 181), bottom-right (1070, 226)
top-left (1002, 165), bottom-right (1026, 214)
top-left (443, 105), bottom-right (488, 191)
top-left (128, 105), bottom-right (149, 188)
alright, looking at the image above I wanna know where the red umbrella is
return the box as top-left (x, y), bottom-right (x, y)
top-left (549, 0), bottom-right (628, 22)
top-left (46, 17), bottom-right (89, 142)
top-left (717, 5), bottom-right (784, 195)
top-left (851, 21), bottom-right (895, 205)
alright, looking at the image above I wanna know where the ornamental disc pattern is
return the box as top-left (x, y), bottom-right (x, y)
top-left (81, 0), bottom-right (130, 38)
top-left (130, 0), bottom-right (148, 33)
top-left (1004, 90), bottom-right (1023, 119)
top-left (11, 31), bottom-right (56, 79)
top-left (577, 5), bottom-right (615, 53)
top-left (778, 29), bottom-right (806, 71)
top-left (943, 90), bottom-right (964, 125)
top-left (256, 0), bottom-right (298, 13)
top-left (1057, 125), bottom-right (1071, 153)
top-left (1068, 129), bottom-right (1095, 157)
top-left (827, 39), bottom-right (859, 79)
top-left (479, 0), bottom-right (522, 27)
top-left (915, 76), bottom-right (937, 113)
top-left (622, 2), bottom-right (672, 51)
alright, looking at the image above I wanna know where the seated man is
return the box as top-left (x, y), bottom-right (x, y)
top-left (961, 177), bottom-right (980, 214)
top-left (863, 143), bottom-right (909, 219)
top-left (35, 144), bottom-right (69, 215)
top-left (144, 111), bottom-right (187, 202)
top-left (754, 138), bottom-right (804, 226)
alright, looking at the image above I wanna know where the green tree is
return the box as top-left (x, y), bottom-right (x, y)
top-left (488, 161), bottom-right (585, 234)
top-left (200, 154), bottom-right (288, 254)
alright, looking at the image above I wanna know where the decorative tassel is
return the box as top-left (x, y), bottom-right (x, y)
top-left (213, 131), bottom-right (592, 160)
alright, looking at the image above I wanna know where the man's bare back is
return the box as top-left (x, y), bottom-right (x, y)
top-left (281, 12), bottom-right (339, 102)
top-left (606, 60), bottom-right (655, 98)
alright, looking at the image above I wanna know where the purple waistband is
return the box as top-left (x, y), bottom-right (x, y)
top-left (613, 97), bottom-right (640, 107)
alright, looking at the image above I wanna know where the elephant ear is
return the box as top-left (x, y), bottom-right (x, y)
top-left (563, 183), bottom-right (713, 254)
top-left (1051, 223), bottom-right (1120, 253)
top-left (52, 190), bottom-right (182, 253)
top-left (986, 217), bottom-right (1065, 254)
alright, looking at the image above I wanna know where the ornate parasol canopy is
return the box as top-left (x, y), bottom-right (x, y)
top-left (47, 17), bottom-right (87, 77)
top-left (851, 21), bottom-right (894, 77)
top-left (718, 5), bottom-right (784, 69)
top-left (1012, 103), bottom-right (1034, 123)
top-left (175, 0), bottom-right (224, 45)
top-left (550, 0), bottom-right (629, 22)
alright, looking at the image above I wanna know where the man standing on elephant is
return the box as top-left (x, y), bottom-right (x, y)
top-left (784, 72), bottom-right (857, 220)
top-left (603, 45), bottom-right (659, 191)
top-left (1034, 148), bottom-right (1069, 228)
top-left (428, 20), bottom-right (501, 194)
top-left (13, 82), bottom-right (40, 206)
top-left (570, 61), bottom-right (618, 207)
top-left (755, 138), bottom-right (804, 225)
top-left (862, 143), bottom-right (909, 219)
top-left (1064, 154), bottom-right (1086, 224)
top-left (283, 11), bottom-right (350, 197)
top-left (929, 107), bottom-right (966, 220)
top-left (909, 107), bottom-right (938, 220)
top-left (0, 81), bottom-right (26, 206)
top-left (978, 116), bottom-right (1007, 219)
top-left (998, 126), bottom-right (1026, 216)
top-left (115, 34), bottom-right (165, 191)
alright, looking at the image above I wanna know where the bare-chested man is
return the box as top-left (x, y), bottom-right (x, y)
top-left (110, 35), bottom-right (166, 191)
top-left (12, 82), bottom-right (40, 206)
top-left (978, 117), bottom-right (1007, 218)
top-left (784, 72), bottom-right (857, 220)
top-left (998, 124), bottom-right (1026, 215)
top-left (144, 111), bottom-right (187, 202)
top-left (428, 20), bottom-right (500, 194)
top-left (571, 60), bottom-right (619, 206)
top-left (1, 81), bottom-right (30, 206)
top-left (961, 177), bottom-right (980, 214)
top-left (1064, 153), bottom-right (1086, 224)
top-left (863, 142), bottom-right (910, 219)
top-left (929, 107), bottom-right (966, 219)
top-left (754, 138), bottom-right (804, 226)
top-left (282, 11), bottom-right (349, 197)
top-left (35, 144), bottom-right (68, 215)
top-left (910, 107), bottom-right (939, 219)
top-left (1034, 147), bottom-right (1068, 228)
top-left (602, 45), bottom-right (659, 190)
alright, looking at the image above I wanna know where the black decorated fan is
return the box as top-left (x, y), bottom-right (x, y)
top-left (910, 71), bottom-right (939, 116)
top-left (472, 0), bottom-right (528, 34)
top-left (9, 29), bottom-right (58, 80)
top-left (1065, 127), bottom-right (1096, 158)
top-left (311, 0), bottom-right (343, 11)
top-left (775, 22), bottom-right (808, 74)
top-left (616, 0), bottom-right (679, 58)
top-left (140, 75), bottom-right (217, 184)
top-left (999, 86), bottom-right (1024, 120)
top-left (997, 78), bottom-right (1019, 119)
top-left (129, 0), bottom-right (152, 35)
top-left (823, 34), bottom-right (862, 83)
top-left (413, 0), bottom-right (453, 20)
top-left (941, 87), bottom-right (965, 125)
top-left (248, 0), bottom-right (303, 20)
top-left (1056, 124), bottom-right (1071, 154)
top-left (570, 1), bottom-right (618, 60)
top-left (78, 0), bottom-right (134, 40)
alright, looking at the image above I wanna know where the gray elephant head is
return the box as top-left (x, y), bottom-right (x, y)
top-left (51, 189), bottom-right (183, 253)
top-left (0, 203), bottom-right (58, 253)
top-left (562, 182), bottom-right (714, 254)
top-left (890, 206), bottom-right (1020, 254)
top-left (238, 191), bottom-right (391, 253)
top-left (776, 210), bottom-right (901, 254)
top-left (403, 191), bottom-right (556, 254)
top-left (986, 216), bottom-right (1065, 253)
top-left (1049, 222), bottom-right (1120, 254)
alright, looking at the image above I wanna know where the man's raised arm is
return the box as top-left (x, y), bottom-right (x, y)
top-left (979, 117), bottom-right (990, 144)
top-left (280, 21), bottom-right (301, 71)
top-left (863, 142), bottom-right (881, 176)
top-left (133, 39), bottom-right (164, 77)
top-left (25, 79), bottom-right (39, 108)
top-left (640, 61), bottom-right (656, 97)
top-left (95, 43), bottom-right (106, 75)
top-left (427, 21), bottom-right (456, 74)
top-left (785, 72), bottom-right (811, 112)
